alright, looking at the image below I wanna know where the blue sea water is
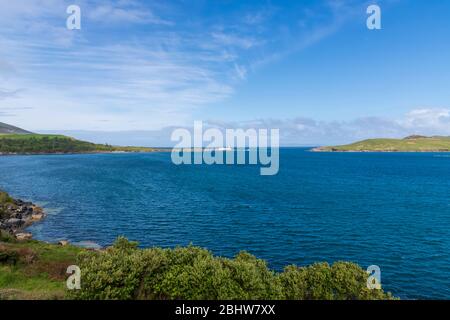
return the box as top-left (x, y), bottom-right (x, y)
top-left (0, 149), bottom-right (449, 299)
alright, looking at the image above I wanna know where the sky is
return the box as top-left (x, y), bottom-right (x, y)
top-left (0, 0), bottom-right (450, 146)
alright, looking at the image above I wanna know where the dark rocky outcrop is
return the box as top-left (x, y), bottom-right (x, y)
top-left (0, 190), bottom-right (45, 239)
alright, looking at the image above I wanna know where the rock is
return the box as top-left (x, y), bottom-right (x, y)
top-left (31, 213), bottom-right (44, 221)
top-left (73, 241), bottom-right (102, 250)
top-left (0, 193), bottom-right (45, 235)
top-left (18, 206), bottom-right (27, 214)
top-left (32, 206), bottom-right (44, 214)
top-left (11, 213), bottom-right (22, 219)
top-left (58, 240), bottom-right (69, 246)
top-left (15, 232), bottom-right (32, 240)
top-left (6, 218), bottom-right (24, 227)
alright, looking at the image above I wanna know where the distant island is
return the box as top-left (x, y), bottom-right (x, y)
top-left (313, 135), bottom-right (450, 152)
top-left (0, 122), bottom-right (166, 154)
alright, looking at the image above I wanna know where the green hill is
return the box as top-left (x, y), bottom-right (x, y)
top-left (0, 133), bottom-right (156, 154)
top-left (314, 136), bottom-right (450, 152)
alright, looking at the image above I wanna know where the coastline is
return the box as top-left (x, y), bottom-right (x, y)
top-left (310, 147), bottom-right (450, 152)
top-left (0, 190), bottom-right (103, 248)
top-left (312, 136), bottom-right (450, 152)
top-left (0, 149), bottom-right (172, 156)
top-left (0, 191), bottom-right (46, 240)
top-left (0, 189), bottom-right (396, 300)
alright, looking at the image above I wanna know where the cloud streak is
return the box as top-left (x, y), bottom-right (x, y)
top-left (0, 0), bottom-right (401, 131)
top-left (37, 108), bottom-right (450, 147)
top-left (0, 88), bottom-right (21, 100)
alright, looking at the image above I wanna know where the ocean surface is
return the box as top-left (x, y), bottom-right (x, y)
top-left (0, 149), bottom-right (449, 299)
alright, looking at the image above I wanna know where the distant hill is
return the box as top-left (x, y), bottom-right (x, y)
top-left (313, 136), bottom-right (450, 152)
top-left (0, 133), bottom-right (160, 154)
top-left (0, 122), bottom-right (33, 134)
top-left (0, 122), bottom-right (161, 154)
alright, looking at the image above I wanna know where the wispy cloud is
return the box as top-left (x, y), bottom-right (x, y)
top-left (38, 108), bottom-right (450, 147)
top-left (86, 1), bottom-right (172, 25)
top-left (0, 88), bottom-right (22, 100)
top-left (400, 109), bottom-right (450, 135)
top-left (0, 0), bottom-right (378, 130)
top-left (200, 108), bottom-right (450, 146)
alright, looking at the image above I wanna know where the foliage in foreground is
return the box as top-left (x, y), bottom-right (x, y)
top-left (0, 240), bottom-right (84, 299)
top-left (70, 237), bottom-right (393, 300)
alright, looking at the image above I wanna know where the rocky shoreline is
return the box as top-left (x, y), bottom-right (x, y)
top-left (0, 191), bottom-right (45, 240)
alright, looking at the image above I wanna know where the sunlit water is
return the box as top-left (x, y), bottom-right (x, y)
top-left (1, 149), bottom-right (449, 299)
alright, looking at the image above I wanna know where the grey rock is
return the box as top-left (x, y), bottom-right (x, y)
top-left (16, 232), bottom-right (32, 240)
top-left (6, 218), bottom-right (24, 227)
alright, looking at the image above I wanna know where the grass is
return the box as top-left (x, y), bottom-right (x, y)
top-left (0, 240), bottom-right (83, 299)
top-left (316, 136), bottom-right (450, 152)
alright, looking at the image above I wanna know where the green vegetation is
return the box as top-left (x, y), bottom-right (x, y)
top-left (0, 190), bottom-right (13, 206)
top-left (0, 190), bottom-right (14, 220)
top-left (0, 236), bottom-right (394, 300)
top-left (315, 135), bottom-right (450, 152)
top-left (0, 134), bottom-right (156, 154)
top-left (0, 240), bottom-right (84, 299)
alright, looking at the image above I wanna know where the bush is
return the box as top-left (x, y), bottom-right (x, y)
top-left (69, 237), bottom-right (148, 300)
top-left (71, 237), bottom-right (394, 300)
top-left (0, 230), bottom-right (16, 243)
top-left (0, 244), bottom-right (37, 267)
top-left (145, 248), bottom-right (283, 299)
top-left (0, 191), bottom-right (13, 205)
top-left (279, 262), bottom-right (394, 300)
top-left (0, 190), bottom-right (13, 220)
top-left (0, 247), bottom-right (19, 265)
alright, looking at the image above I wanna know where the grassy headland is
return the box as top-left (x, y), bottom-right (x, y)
top-left (313, 135), bottom-right (450, 152)
top-left (0, 134), bottom-right (161, 154)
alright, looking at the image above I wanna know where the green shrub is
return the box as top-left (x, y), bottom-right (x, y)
top-left (69, 237), bottom-right (148, 300)
top-left (71, 237), bottom-right (394, 300)
top-left (0, 191), bottom-right (13, 205)
top-left (279, 262), bottom-right (394, 300)
top-left (145, 248), bottom-right (283, 300)
top-left (0, 248), bottom-right (19, 265)
top-left (0, 230), bottom-right (16, 243)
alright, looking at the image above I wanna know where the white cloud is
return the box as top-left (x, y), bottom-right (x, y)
top-left (199, 108), bottom-right (450, 146)
top-left (400, 109), bottom-right (450, 135)
top-left (0, 1), bottom-right (236, 130)
top-left (211, 32), bottom-right (261, 50)
top-left (36, 108), bottom-right (450, 147)
top-left (0, 88), bottom-right (21, 100)
top-left (87, 2), bottom-right (172, 25)
top-left (233, 64), bottom-right (247, 80)
top-left (0, 0), bottom-right (397, 132)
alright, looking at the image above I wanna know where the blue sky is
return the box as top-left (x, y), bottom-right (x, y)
top-left (1, 0), bottom-right (450, 145)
